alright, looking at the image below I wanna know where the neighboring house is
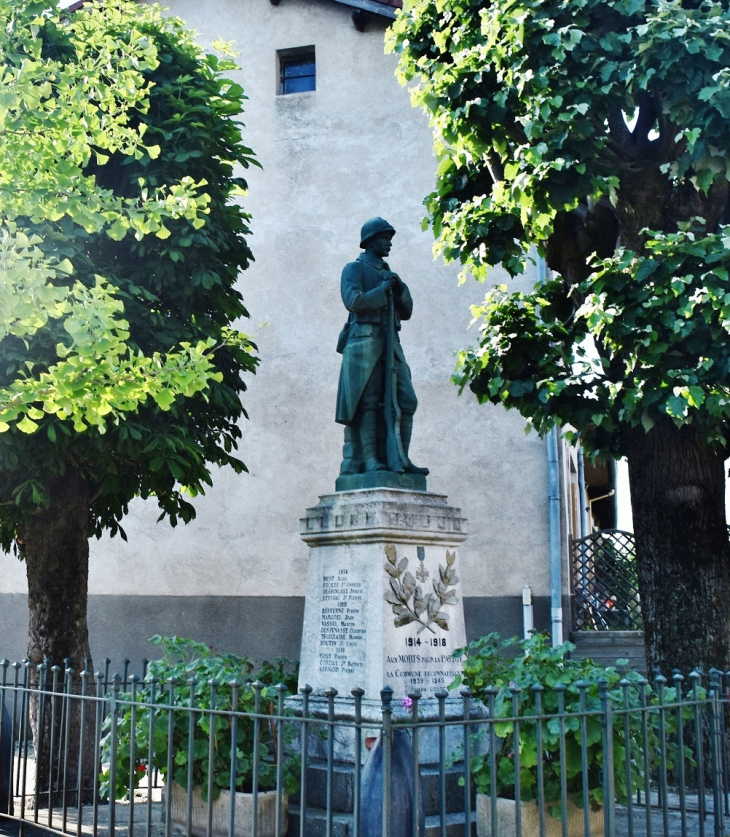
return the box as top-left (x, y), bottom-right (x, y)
top-left (0, 0), bottom-right (640, 668)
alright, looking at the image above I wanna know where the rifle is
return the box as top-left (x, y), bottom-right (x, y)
top-left (384, 285), bottom-right (407, 472)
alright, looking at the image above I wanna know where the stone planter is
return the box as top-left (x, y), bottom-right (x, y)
top-left (476, 794), bottom-right (604, 837)
top-left (169, 781), bottom-right (288, 837)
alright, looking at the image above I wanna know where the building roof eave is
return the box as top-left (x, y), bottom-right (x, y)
top-left (325, 0), bottom-right (399, 20)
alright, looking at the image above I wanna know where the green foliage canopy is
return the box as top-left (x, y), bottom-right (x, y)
top-left (390, 0), bottom-right (730, 455)
top-left (0, 0), bottom-right (258, 547)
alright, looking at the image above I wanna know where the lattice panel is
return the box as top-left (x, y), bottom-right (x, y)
top-left (571, 530), bottom-right (643, 631)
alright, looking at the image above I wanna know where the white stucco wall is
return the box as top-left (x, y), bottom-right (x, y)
top-left (0, 0), bottom-right (551, 615)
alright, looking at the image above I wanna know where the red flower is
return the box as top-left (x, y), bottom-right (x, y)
top-left (137, 764), bottom-right (147, 773)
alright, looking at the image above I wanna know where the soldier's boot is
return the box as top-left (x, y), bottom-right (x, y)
top-left (339, 423), bottom-right (362, 475)
top-left (400, 413), bottom-right (429, 476)
top-left (360, 409), bottom-right (387, 472)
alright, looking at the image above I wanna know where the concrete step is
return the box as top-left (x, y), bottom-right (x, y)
top-left (571, 630), bottom-right (646, 672)
top-left (291, 761), bottom-right (472, 817)
top-left (289, 804), bottom-right (476, 837)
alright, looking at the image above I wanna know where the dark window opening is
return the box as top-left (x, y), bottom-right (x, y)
top-left (278, 47), bottom-right (316, 95)
top-left (584, 455), bottom-right (617, 530)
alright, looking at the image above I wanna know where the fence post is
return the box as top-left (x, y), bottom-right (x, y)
top-left (33, 660), bottom-right (48, 823)
top-left (92, 670), bottom-right (104, 837)
top-left (165, 676), bottom-right (177, 837)
top-left (110, 673), bottom-right (121, 836)
top-left (599, 679), bottom-right (615, 837)
top-left (673, 672), bottom-right (687, 836)
top-left (381, 686), bottom-right (393, 837)
top-left (20, 660), bottom-right (31, 827)
top-left (654, 673), bottom-right (669, 836)
top-left (485, 686), bottom-right (498, 837)
top-left (60, 663), bottom-right (73, 830)
top-left (299, 684), bottom-right (312, 837)
top-left (709, 669), bottom-right (725, 837)
top-left (352, 686), bottom-right (364, 837)
top-left (129, 673), bottom-right (139, 834)
top-left (186, 677), bottom-right (196, 837)
top-left (722, 670), bottom-right (730, 817)
top-left (76, 668), bottom-right (89, 837)
top-left (619, 678), bottom-right (633, 836)
top-left (0, 659), bottom-right (10, 820)
top-left (147, 675), bottom-right (158, 837)
top-left (510, 683), bottom-right (522, 837)
top-left (436, 688), bottom-right (448, 837)
top-left (554, 682), bottom-right (568, 837)
top-left (275, 683), bottom-right (287, 837)
top-left (460, 688), bottom-right (472, 837)
top-left (577, 680), bottom-right (591, 837)
top-left (251, 680), bottom-right (263, 837)
top-left (206, 679), bottom-right (218, 837)
top-left (325, 687), bottom-right (338, 837)
top-left (410, 691), bottom-right (421, 837)
top-left (229, 679), bottom-right (241, 837)
top-left (636, 676), bottom-right (651, 837)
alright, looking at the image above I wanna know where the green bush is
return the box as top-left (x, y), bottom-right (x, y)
top-left (100, 636), bottom-right (300, 801)
top-left (452, 633), bottom-right (695, 816)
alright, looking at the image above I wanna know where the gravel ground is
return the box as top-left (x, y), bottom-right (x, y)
top-left (2, 795), bottom-right (729, 837)
top-left (2, 751), bottom-right (728, 836)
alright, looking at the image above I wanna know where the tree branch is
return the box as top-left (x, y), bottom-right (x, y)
top-left (485, 152), bottom-right (503, 183)
top-left (633, 91), bottom-right (658, 155)
top-left (607, 104), bottom-right (635, 158)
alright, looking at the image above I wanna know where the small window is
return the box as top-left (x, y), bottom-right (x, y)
top-left (278, 47), bottom-right (316, 95)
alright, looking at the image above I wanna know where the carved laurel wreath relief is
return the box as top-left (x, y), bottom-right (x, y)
top-left (383, 544), bottom-right (458, 633)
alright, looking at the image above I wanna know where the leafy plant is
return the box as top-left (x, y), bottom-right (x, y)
top-left (452, 633), bottom-right (695, 816)
top-left (384, 545), bottom-right (458, 632)
top-left (100, 636), bottom-right (300, 802)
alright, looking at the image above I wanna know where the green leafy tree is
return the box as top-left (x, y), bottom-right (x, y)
top-left (0, 0), bottom-right (257, 704)
top-left (391, 0), bottom-right (730, 676)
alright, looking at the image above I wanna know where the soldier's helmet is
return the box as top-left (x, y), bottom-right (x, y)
top-left (359, 217), bottom-right (396, 248)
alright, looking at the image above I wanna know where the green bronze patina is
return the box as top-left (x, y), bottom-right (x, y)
top-left (335, 218), bottom-right (428, 492)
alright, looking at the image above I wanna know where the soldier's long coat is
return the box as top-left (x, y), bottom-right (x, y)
top-left (335, 251), bottom-right (413, 425)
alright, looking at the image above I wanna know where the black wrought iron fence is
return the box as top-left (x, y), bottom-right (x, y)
top-left (2, 657), bottom-right (730, 837)
top-left (571, 529), bottom-right (643, 632)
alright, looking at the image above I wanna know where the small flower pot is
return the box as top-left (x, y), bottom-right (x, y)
top-left (169, 781), bottom-right (288, 837)
top-left (476, 794), bottom-right (604, 837)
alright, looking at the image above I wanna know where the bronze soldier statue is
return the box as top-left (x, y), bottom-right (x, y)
top-left (336, 218), bottom-right (428, 481)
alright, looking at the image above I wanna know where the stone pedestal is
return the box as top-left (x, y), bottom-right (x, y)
top-left (291, 488), bottom-right (475, 833)
top-left (298, 488), bottom-right (468, 709)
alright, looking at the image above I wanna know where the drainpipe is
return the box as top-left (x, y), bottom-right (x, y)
top-left (577, 447), bottom-right (591, 539)
top-left (522, 586), bottom-right (534, 640)
top-left (548, 426), bottom-right (564, 647)
top-left (576, 447), bottom-right (591, 634)
top-left (539, 252), bottom-right (564, 647)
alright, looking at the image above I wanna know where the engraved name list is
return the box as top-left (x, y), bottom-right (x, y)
top-left (318, 567), bottom-right (366, 677)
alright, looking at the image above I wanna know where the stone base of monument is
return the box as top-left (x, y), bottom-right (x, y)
top-left (291, 487), bottom-right (476, 834)
top-left (285, 694), bottom-right (482, 765)
top-left (299, 487), bottom-right (468, 701)
top-left (335, 470), bottom-right (428, 493)
top-left (289, 761), bottom-right (476, 837)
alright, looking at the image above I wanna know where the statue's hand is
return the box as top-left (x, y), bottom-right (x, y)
top-left (384, 271), bottom-right (403, 293)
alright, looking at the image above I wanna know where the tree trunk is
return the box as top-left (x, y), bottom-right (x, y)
top-left (19, 465), bottom-right (95, 806)
top-left (625, 418), bottom-right (730, 677)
